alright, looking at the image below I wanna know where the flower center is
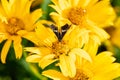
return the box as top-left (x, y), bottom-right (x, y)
top-left (68, 7), bottom-right (86, 25)
top-left (70, 70), bottom-right (89, 80)
top-left (5, 17), bottom-right (25, 35)
top-left (52, 41), bottom-right (69, 58)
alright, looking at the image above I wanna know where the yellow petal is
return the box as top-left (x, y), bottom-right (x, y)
top-left (50, 12), bottom-right (70, 27)
top-left (87, 0), bottom-right (116, 27)
top-left (24, 47), bottom-right (41, 54)
top-left (83, 35), bottom-right (99, 58)
top-left (69, 48), bottom-right (92, 62)
top-left (59, 54), bottom-right (76, 77)
top-left (86, 19), bottom-right (110, 42)
top-left (87, 0), bottom-right (98, 7)
top-left (78, 0), bottom-right (91, 8)
top-left (104, 63), bottom-right (120, 80)
top-left (12, 0), bottom-right (30, 16)
top-left (90, 34), bottom-right (101, 45)
top-left (91, 52), bottom-right (116, 72)
top-left (18, 0), bottom-right (28, 13)
top-left (114, 17), bottom-right (120, 28)
top-left (69, 0), bottom-right (79, 6)
top-left (26, 54), bottom-right (41, 63)
top-left (0, 4), bottom-right (7, 18)
top-left (13, 36), bottom-right (22, 59)
top-left (95, 63), bottom-right (120, 75)
top-left (50, 0), bottom-right (62, 14)
top-left (1, 0), bottom-right (10, 15)
top-left (39, 47), bottom-right (52, 55)
top-left (63, 26), bottom-right (89, 48)
top-left (39, 54), bottom-right (56, 69)
top-left (25, 47), bottom-right (51, 56)
top-left (42, 70), bottom-right (69, 80)
top-left (22, 32), bottom-right (39, 45)
top-left (49, 5), bottom-right (62, 14)
top-left (1, 39), bottom-right (12, 63)
top-left (0, 33), bottom-right (7, 43)
top-left (94, 51), bottom-right (115, 66)
top-left (23, 0), bottom-right (33, 15)
top-left (30, 9), bottom-right (42, 24)
top-left (58, 0), bottom-right (69, 10)
top-left (8, 0), bottom-right (20, 16)
top-left (92, 63), bottom-right (120, 80)
top-left (35, 22), bottom-right (57, 46)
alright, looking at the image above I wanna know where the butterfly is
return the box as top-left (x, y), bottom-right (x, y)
top-left (44, 24), bottom-right (70, 41)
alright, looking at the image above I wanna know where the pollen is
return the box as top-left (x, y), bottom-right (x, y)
top-left (4, 17), bottom-right (25, 35)
top-left (70, 70), bottom-right (89, 80)
top-left (52, 41), bottom-right (69, 58)
top-left (68, 7), bottom-right (86, 25)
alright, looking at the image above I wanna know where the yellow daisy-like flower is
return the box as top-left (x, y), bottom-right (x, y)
top-left (111, 29), bottom-right (120, 48)
top-left (43, 51), bottom-right (120, 80)
top-left (110, 17), bottom-right (120, 48)
top-left (0, 0), bottom-right (42, 63)
top-left (103, 17), bottom-right (120, 52)
top-left (50, 0), bottom-right (116, 27)
top-left (50, 0), bottom-right (115, 42)
top-left (25, 22), bottom-right (92, 77)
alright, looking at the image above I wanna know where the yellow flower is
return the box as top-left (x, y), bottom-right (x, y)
top-left (49, 0), bottom-right (115, 42)
top-left (103, 17), bottom-right (120, 51)
top-left (110, 17), bottom-right (120, 48)
top-left (42, 51), bottom-right (120, 80)
top-left (111, 29), bottom-right (120, 48)
top-left (25, 22), bottom-right (92, 77)
top-left (50, 0), bottom-right (116, 27)
top-left (114, 17), bottom-right (120, 29)
top-left (0, 0), bottom-right (42, 63)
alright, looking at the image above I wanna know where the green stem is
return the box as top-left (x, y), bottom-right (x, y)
top-left (19, 51), bottom-right (48, 80)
